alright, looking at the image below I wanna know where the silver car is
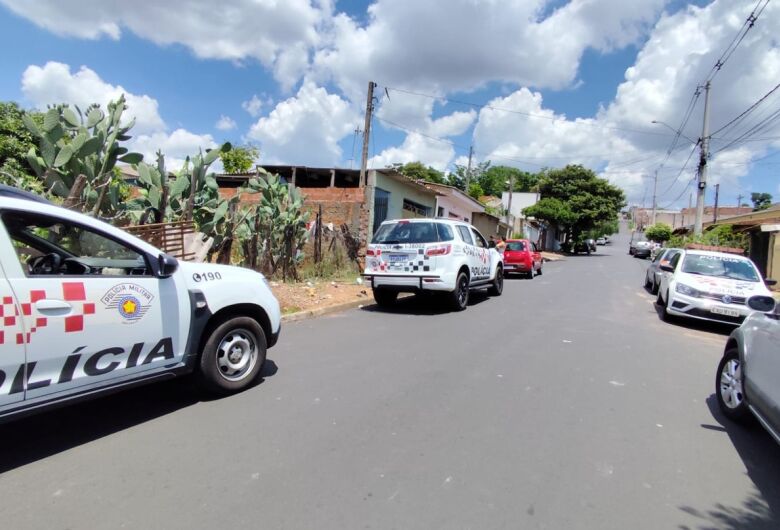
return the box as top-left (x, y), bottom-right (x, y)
top-left (644, 248), bottom-right (681, 294)
top-left (717, 295), bottom-right (780, 443)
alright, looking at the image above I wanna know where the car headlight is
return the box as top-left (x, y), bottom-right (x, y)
top-left (675, 283), bottom-right (700, 297)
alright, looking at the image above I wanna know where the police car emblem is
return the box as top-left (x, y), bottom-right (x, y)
top-left (721, 295), bottom-right (733, 305)
top-left (101, 283), bottom-right (155, 324)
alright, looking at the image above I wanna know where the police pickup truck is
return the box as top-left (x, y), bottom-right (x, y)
top-left (0, 186), bottom-right (281, 422)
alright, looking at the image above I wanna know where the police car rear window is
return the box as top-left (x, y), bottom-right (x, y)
top-left (372, 222), bottom-right (454, 244)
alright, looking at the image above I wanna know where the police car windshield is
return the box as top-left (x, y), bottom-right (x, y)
top-left (681, 254), bottom-right (760, 282)
top-left (372, 222), bottom-right (453, 244)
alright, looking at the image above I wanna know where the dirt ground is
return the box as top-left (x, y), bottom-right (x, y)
top-left (270, 278), bottom-right (370, 314)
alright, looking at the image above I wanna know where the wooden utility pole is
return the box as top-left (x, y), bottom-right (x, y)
top-left (737, 194), bottom-right (743, 208)
top-left (713, 183), bottom-right (720, 223)
top-left (694, 80), bottom-right (711, 235)
top-left (651, 170), bottom-right (658, 225)
top-left (465, 145), bottom-right (474, 192)
top-left (359, 81), bottom-right (376, 188)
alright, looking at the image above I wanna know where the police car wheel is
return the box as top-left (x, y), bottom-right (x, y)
top-left (450, 272), bottom-right (469, 311)
top-left (199, 316), bottom-right (267, 394)
top-left (488, 266), bottom-right (503, 296)
top-left (373, 289), bottom-right (398, 307)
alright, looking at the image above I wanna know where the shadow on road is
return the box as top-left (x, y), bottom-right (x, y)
top-left (0, 359), bottom-right (278, 474)
top-left (361, 291), bottom-right (490, 316)
top-left (677, 395), bottom-right (780, 530)
top-left (653, 303), bottom-right (734, 336)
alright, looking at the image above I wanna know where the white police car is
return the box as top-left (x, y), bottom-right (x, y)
top-left (363, 218), bottom-right (503, 310)
top-left (0, 186), bottom-right (281, 422)
top-left (656, 249), bottom-right (775, 325)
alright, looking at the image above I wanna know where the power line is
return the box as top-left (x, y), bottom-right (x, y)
top-left (378, 85), bottom-right (681, 139)
top-left (710, 81), bottom-right (780, 138)
top-left (705, 0), bottom-right (770, 83)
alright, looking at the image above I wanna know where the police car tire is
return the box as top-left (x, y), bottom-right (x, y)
top-left (199, 316), bottom-right (267, 394)
top-left (450, 271), bottom-right (469, 311)
top-left (488, 266), bottom-right (503, 296)
top-left (373, 289), bottom-right (398, 307)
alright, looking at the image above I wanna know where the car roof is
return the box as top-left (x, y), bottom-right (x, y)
top-left (381, 218), bottom-right (470, 226)
top-left (0, 184), bottom-right (53, 205)
top-left (683, 249), bottom-right (750, 259)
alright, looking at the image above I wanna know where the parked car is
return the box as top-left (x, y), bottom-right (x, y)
top-left (629, 232), bottom-right (646, 255)
top-left (716, 295), bottom-right (780, 444)
top-left (363, 218), bottom-right (503, 311)
top-left (503, 239), bottom-right (543, 278)
top-left (596, 237), bottom-right (607, 246)
top-left (656, 249), bottom-right (776, 325)
top-left (0, 186), bottom-right (281, 423)
top-left (633, 241), bottom-right (653, 259)
top-left (644, 248), bottom-right (682, 294)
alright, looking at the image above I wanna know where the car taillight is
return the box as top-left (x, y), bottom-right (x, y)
top-left (366, 247), bottom-right (381, 256)
top-left (425, 244), bottom-right (451, 256)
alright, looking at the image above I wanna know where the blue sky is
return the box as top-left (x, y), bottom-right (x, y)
top-left (0, 0), bottom-right (776, 208)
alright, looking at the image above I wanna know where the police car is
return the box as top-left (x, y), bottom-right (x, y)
top-left (0, 186), bottom-right (281, 422)
top-left (363, 218), bottom-right (503, 310)
top-left (656, 248), bottom-right (775, 325)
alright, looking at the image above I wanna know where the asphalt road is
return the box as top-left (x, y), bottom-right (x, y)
top-left (1, 227), bottom-right (779, 530)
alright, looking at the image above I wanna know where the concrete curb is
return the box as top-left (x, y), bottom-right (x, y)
top-left (282, 297), bottom-right (369, 323)
top-left (541, 252), bottom-right (566, 262)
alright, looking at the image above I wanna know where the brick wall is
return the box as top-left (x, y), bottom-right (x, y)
top-left (300, 187), bottom-right (364, 233)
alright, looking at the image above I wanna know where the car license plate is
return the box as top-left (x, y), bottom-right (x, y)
top-left (389, 254), bottom-right (407, 264)
top-left (712, 306), bottom-right (740, 318)
top-left (504, 264), bottom-right (515, 269)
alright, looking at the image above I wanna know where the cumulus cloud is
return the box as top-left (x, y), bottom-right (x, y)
top-left (1, 0), bottom-right (332, 87)
top-left (215, 115), bottom-right (237, 131)
top-left (132, 129), bottom-right (217, 171)
top-left (247, 81), bottom-right (358, 166)
top-left (370, 133), bottom-right (455, 172)
top-left (20, 61), bottom-right (220, 170)
top-left (21, 62), bottom-right (165, 133)
top-left (242, 94), bottom-right (272, 117)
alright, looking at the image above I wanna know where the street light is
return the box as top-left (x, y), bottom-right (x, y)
top-left (505, 177), bottom-right (514, 238)
top-left (650, 120), bottom-right (697, 145)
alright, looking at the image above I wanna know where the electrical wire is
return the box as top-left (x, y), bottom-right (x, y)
top-left (705, 0), bottom-right (770, 83)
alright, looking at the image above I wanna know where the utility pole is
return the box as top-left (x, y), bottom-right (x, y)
top-left (737, 194), bottom-right (743, 208)
top-left (359, 81), bottom-right (376, 187)
top-left (506, 173), bottom-right (515, 237)
top-left (465, 145), bottom-right (474, 192)
top-left (694, 80), bottom-right (711, 235)
top-left (713, 183), bottom-right (720, 223)
top-left (651, 169), bottom-right (658, 226)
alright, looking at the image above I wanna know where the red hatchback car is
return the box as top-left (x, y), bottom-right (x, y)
top-left (503, 239), bottom-right (543, 278)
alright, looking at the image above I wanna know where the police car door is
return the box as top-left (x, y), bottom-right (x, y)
top-left (0, 209), bottom-right (182, 401)
top-left (0, 262), bottom-right (26, 406)
top-left (469, 228), bottom-right (491, 281)
top-left (455, 225), bottom-right (479, 277)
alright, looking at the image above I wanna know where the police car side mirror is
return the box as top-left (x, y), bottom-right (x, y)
top-left (747, 295), bottom-right (776, 313)
top-left (659, 263), bottom-right (674, 272)
top-left (156, 253), bottom-right (179, 278)
top-left (488, 240), bottom-right (496, 248)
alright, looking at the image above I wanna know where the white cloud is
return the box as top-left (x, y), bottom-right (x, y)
top-left (132, 129), bottom-right (217, 171)
top-left (21, 62), bottom-right (165, 133)
top-left (242, 94), bottom-right (272, 117)
top-left (370, 133), bottom-right (455, 172)
top-left (1, 0), bottom-right (332, 87)
top-left (247, 80), bottom-right (358, 166)
top-left (215, 115), bottom-right (237, 131)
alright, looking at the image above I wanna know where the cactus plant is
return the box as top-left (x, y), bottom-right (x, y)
top-left (22, 95), bottom-right (142, 216)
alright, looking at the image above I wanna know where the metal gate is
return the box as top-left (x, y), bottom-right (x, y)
top-left (373, 188), bottom-right (389, 233)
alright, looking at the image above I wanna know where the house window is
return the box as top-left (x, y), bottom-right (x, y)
top-left (437, 206), bottom-right (445, 217)
top-left (402, 198), bottom-right (431, 218)
top-left (373, 188), bottom-right (390, 233)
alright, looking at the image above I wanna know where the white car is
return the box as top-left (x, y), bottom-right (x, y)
top-left (656, 249), bottom-right (774, 325)
top-left (0, 186), bottom-right (281, 422)
top-left (363, 218), bottom-right (504, 311)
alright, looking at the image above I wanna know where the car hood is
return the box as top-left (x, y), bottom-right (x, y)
top-left (677, 272), bottom-right (770, 297)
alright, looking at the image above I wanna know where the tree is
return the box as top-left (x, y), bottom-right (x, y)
top-left (221, 144), bottom-right (259, 174)
top-left (389, 161), bottom-right (445, 184)
top-left (522, 164), bottom-right (625, 242)
top-left (0, 102), bottom-right (47, 193)
top-left (751, 192), bottom-right (772, 211)
top-left (448, 160), bottom-right (490, 192)
top-left (645, 223), bottom-right (673, 243)
top-left (481, 165), bottom-right (538, 196)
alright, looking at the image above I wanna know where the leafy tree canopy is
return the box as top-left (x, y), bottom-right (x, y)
top-left (389, 161), bottom-right (445, 184)
top-left (221, 144), bottom-right (259, 174)
top-left (645, 223), bottom-right (673, 243)
top-left (522, 164), bottom-right (625, 239)
top-left (751, 192), bottom-right (772, 211)
top-left (482, 165), bottom-right (539, 196)
top-left (0, 101), bottom-right (44, 178)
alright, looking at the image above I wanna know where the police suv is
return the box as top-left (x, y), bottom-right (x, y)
top-left (0, 186), bottom-right (281, 422)
top-left (363, 218), bottom-right (504, 310)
